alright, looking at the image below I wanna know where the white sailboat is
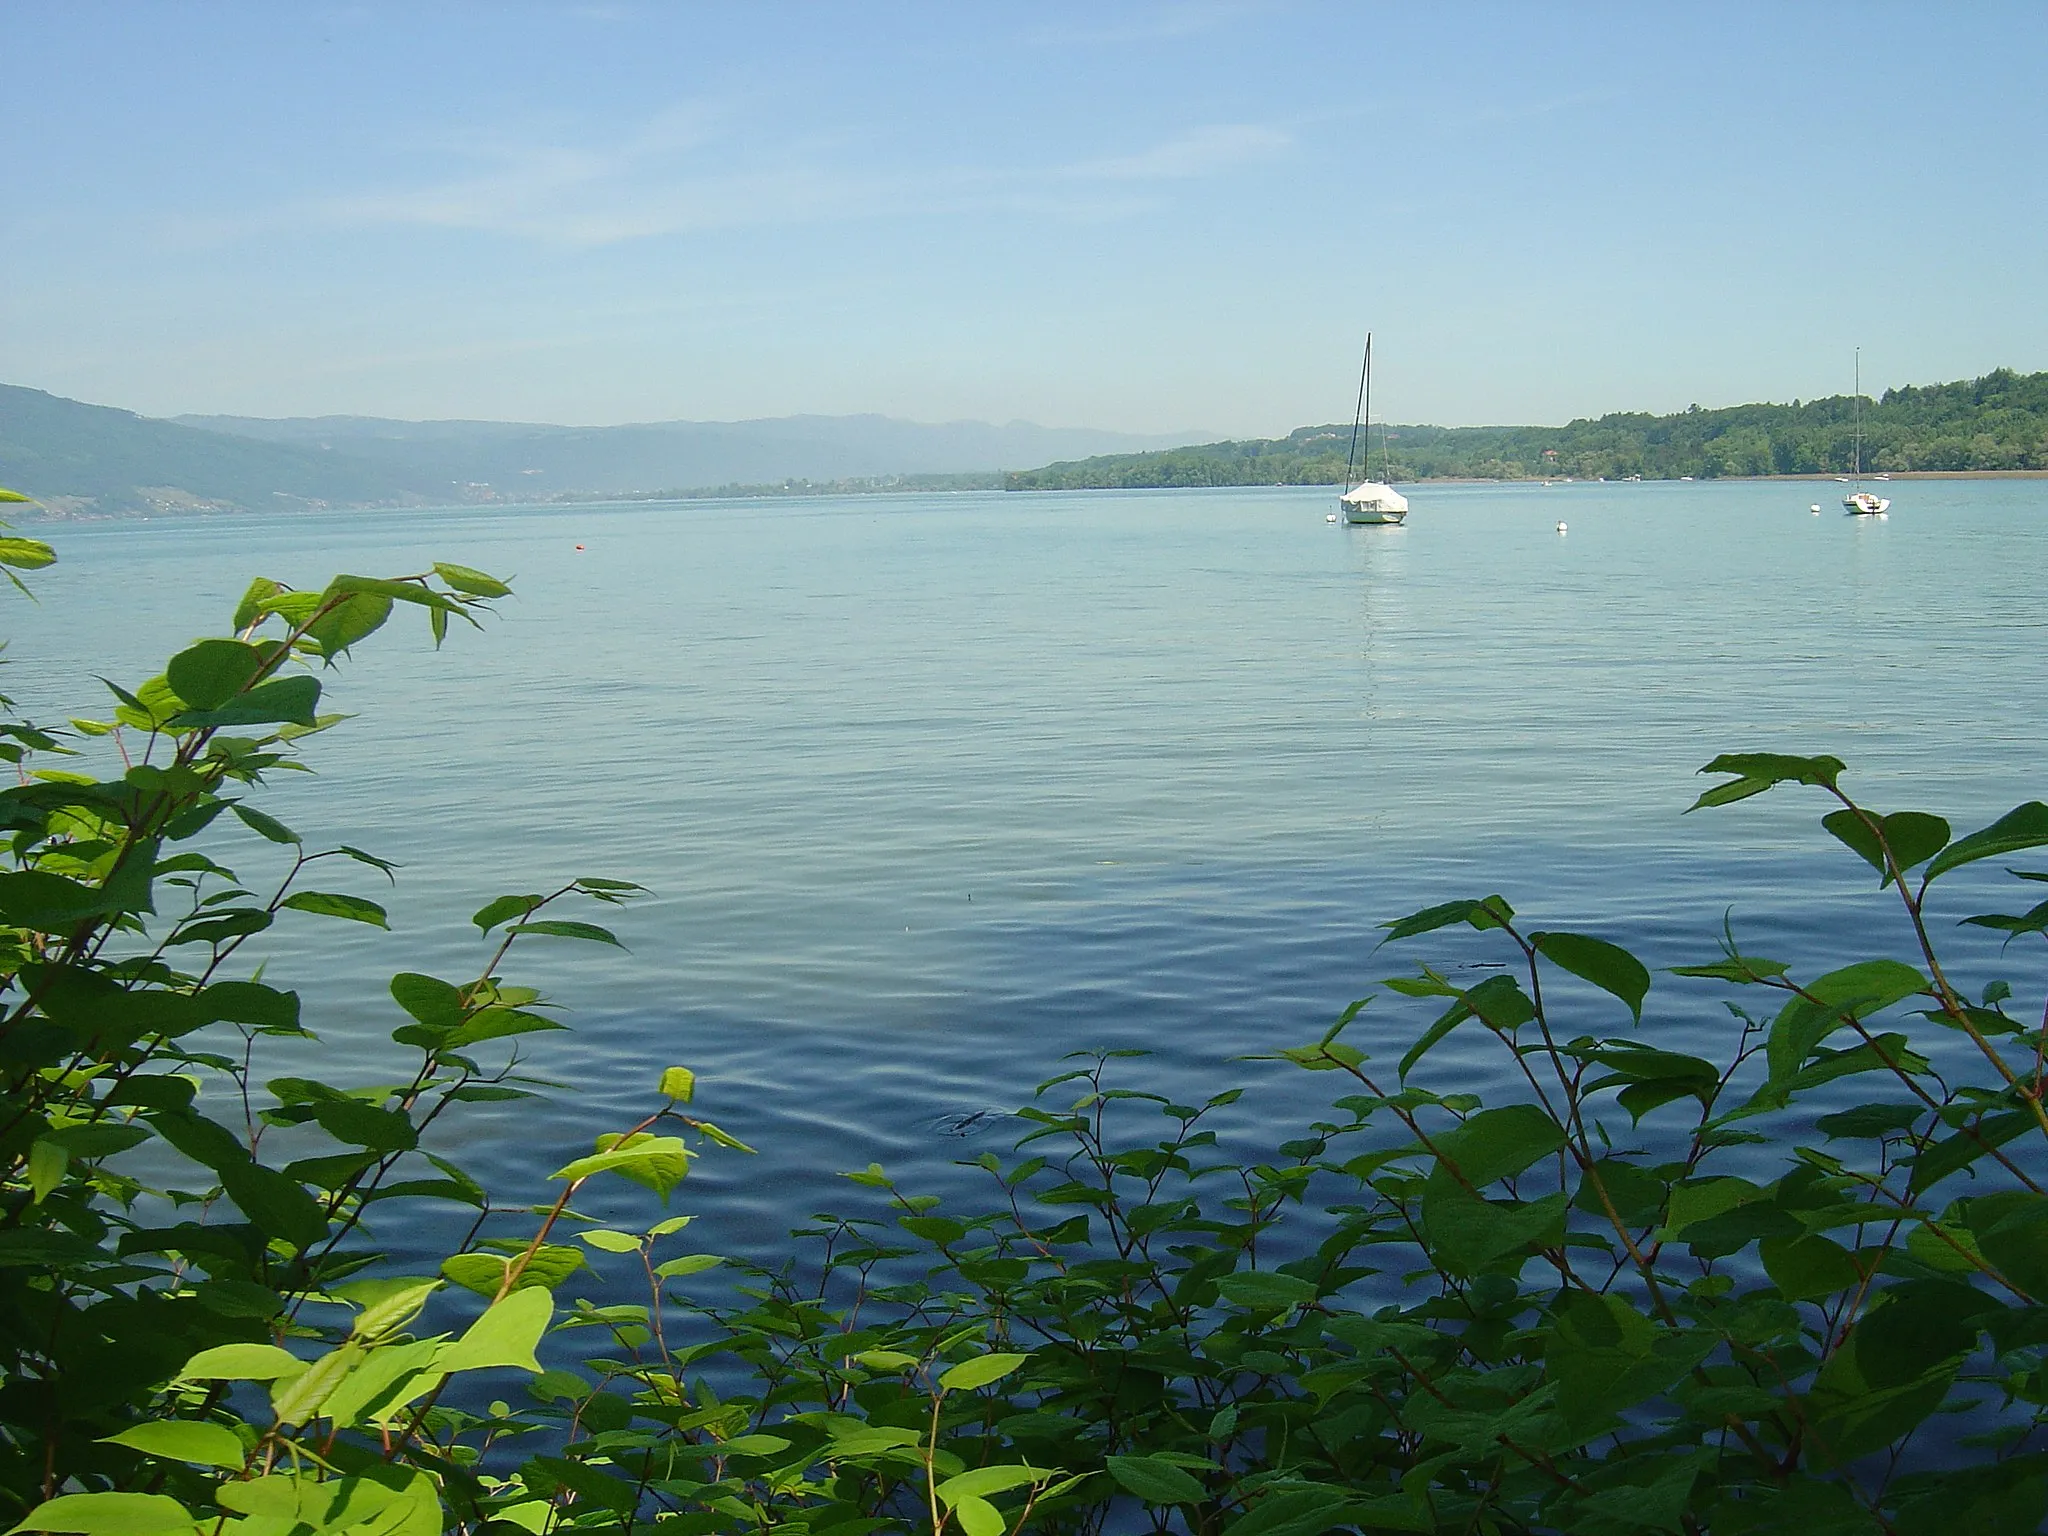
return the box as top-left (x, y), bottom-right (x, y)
top-left (1338, 333), bottom-right (1408, 525)
top-left (1843, 348), bottom-right (1890, 515)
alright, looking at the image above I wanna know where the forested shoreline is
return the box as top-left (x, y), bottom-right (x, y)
top-left (1006, 366), bottom-right (2048, 489)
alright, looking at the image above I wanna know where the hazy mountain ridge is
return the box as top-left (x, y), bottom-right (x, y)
top-left (173, 412), bottom-right (1201, 498)
top-left (0, 383), bottom-right (1206, 516)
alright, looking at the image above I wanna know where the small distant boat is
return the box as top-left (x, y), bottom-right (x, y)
top-left (1336, 333), bottom-right (1409, 526)
top-left (1843, 349), bottom-right (1889, 515)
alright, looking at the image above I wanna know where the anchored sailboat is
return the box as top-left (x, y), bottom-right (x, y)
top-left (1338, 334), bottom-right (1409, 526)
top-left (1843, 349), bottom-right (1890, 516)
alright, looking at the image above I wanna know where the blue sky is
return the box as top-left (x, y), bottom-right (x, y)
top-left (4, 2), bottom-right (2043, 434)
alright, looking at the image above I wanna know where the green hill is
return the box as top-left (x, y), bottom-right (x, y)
top-left (1005, 366), bottom-right (2048, 489)
top-left (0, 385), bottom-right (433, 514)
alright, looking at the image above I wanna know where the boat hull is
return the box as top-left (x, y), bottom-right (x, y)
top-left (1843, 492), bottom-right (1890, 515)
top-left (1342, 504), bottom-right (1407, 525)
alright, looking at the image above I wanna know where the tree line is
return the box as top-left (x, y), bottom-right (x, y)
top-left (1005, 366), bottom-right (2048, 489)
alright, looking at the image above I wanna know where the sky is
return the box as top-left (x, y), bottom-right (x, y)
top-left (4, 2), bottom-right (2045, 436)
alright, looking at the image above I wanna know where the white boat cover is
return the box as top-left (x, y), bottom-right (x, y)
top-left (1340, 481), bottom-right (1410, 512)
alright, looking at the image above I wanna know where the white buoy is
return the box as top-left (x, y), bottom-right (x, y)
top-left (1809, 503), bottom-right (1821, 514)
top-left (1325, 512), bottom-right (1338, 523)
top-left (1556, 521), bottom-right (1568, 533)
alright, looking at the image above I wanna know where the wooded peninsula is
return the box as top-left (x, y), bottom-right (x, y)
top-left (1005, 366), bottom-right (2048, 489)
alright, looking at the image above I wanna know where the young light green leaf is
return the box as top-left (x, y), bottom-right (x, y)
top-left (551, 1134), bottom-right (689, 1196)
top-left (349, 1278), bottom-right (442, 1341)
top-left (659, 1065), bottom-right (696, 1102)
top-left (433, 562), bottom-right (513, 598)
top-left (9, 1493), bottom-right (195, 1536)
top-left (938, 1352), bottom-right (1028, 1391)
top-left (653, 1254), bottom-right (723, 1279)
top-left (270, 1343), bottom-right (365, 1428)
top-left (435, 1285), bottom-right (552, 1374)
top-left (98, 1421), bottom-right (246, 1470)
top-left (177, 1342), bottom-right (307, 1382)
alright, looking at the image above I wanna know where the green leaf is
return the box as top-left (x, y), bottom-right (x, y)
top-left (1762, 959), bottom-right (1926, 1095)
top-left (9, 1493), bottom-right (195, 1536)
top-left (937, 1466), bottom-right (1053, 1505)
top-left (1421, 1177), bottom-right (1567, 1275)
top-left (177, 1342), bottom-right (307, 1382)
top-left (507, 918), bottom-right (624, 947)
top-left (0, 536), bottom-right (57, 570)
top-left (348, 1278), bottom-right (442, 1341)
top-left (280, 890), bottom-right (389, 927)
top-left (654, 1253), bottom-right (723, 1279)
top-left (1397, 999), bottom-right (1472, 1081)
top-left (660, 1065), bottom-right (696, 1102)
top-left (1105, 1455), bottom-right (1207, 1504)
top-left (441, 1244), bottom-right (582, 1296)
top-left (552, 1134), bottom-right (689, 1196)
top-left (25, 1140), bottom-right (66, 1203)
top-left (1214, 1270), bottom-right (1318, 1309)
top-left (1690, 751), bottom-right (1844, 810)
top-left (951, 1496), bottom-right (1005, 1536)
top-left (220, 1162), bottom-right (329, 1251)
top-left (229, 802), bottom-right (300, 844)
top-left (1968, 1192), bottom-right (2048, 1298)
top-left (310, 1099), bottom-right (417, 1152)
top-left (433, 562), bottom-right (512, 597)
top-left (270, 1343), bottom-right (365, 1428)
top-left (579, 1229), bottom-right (643, 1254)
top-left (1532, 931), bottom-right (1651, 1021)
top-left (1926, 802), bottom-right (2048, 883)
top-left (98, 1420), bottom-right (245, 1470)
top-left (164, 639), bottom-right (268, 712)
top-left (170, 675), bottom-right (320, 729)
top-left (436, 1285), bottom-right (552, 1373)
top-left (471, 893), bottom-right (542, 932)
top-left (390, 972), bottom-right (466, 1032)
top-left (447, 1006), bottom-right (564, 1048)
top-left (1432, 1103), bottom-right (1565, 1186)
top-left (939, 1352), bottom-right (1029, 1391)
top-left (232, 578), bottom-right (284, 632)
top-left (1816, 1102), bottom-right (1925, 1140)
top-left (1823, 808), bottom-right (1952, 885)
top-left (1380, 895), bottom-right (1512, 942)
top-left (304, 586), bottom-right (394, 658)
top-left (1761, 1232), bottom-right (1861, 1300)
top-left (1669, 953), bottom-right (1789, 982)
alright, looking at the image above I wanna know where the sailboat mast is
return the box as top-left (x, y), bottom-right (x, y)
top-left (1343, 333), bottom-right (1370, 488)
top-left (1852, 348), bottom-right (1863, 484)
top-left (1363, 334), bottom-right (1373, 481)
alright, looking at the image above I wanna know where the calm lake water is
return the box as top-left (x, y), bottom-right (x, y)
top-left (11, 478), bottom-right (2048, 1264)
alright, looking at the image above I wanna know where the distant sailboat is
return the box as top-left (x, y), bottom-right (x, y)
top-left (1338, 334), bottom-right (1409, 526)
top-left (1843, 349), bottom-right (1890, 515)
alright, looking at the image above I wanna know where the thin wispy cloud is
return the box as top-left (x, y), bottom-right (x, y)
top-left (263, 110), bottom-right (1293, 247)
top-left (1069, 124), bottom-right (1290, 181)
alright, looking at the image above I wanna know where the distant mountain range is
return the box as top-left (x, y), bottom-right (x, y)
top-left (0, 383), bottom-right (1204, 516)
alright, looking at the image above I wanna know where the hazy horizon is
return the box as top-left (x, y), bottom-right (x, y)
top-left (5, 4), bottom-right (2044, 437)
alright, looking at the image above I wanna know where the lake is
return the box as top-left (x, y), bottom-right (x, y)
top-left (10, 477), bottom-right (2047, 1265)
